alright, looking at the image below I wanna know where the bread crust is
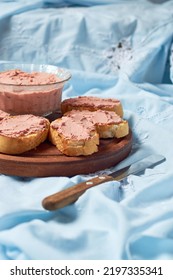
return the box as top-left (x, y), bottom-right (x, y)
top-left (95, 120), bottom-right (129, 139)
top-left (0, 115), bottom-right (50, 155)
top-left (49, 118), bottom-right (99, 156)
top-left (61, 96), bottom-right (123, 117)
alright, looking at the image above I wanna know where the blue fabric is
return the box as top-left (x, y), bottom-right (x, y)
top-left (0, 0), bottom-right (173, 260)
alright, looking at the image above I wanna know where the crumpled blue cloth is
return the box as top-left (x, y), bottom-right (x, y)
top-left (0, 0), bottom-right (173, 260)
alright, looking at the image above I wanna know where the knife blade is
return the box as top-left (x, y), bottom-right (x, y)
top-left (42, 154), bottom-right (165, 211)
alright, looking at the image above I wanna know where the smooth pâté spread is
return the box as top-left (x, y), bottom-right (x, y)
top-left (62, 96), bottom-right (121, 109)
top-left (65, 109), bottom-right (122, 125)
top-left (61, 96), bottom-right (123, 117)
top-left (51, 115), bottom-right (96, 141)
top-left (0, 109), bottom-right (10, 120)
top-left (0, 114), bottom-right (48, 138)
top-left (0, 69), bottom-right (59, 85)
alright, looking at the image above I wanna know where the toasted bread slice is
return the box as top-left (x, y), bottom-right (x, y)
top-left (65, 110), bottom-right (129, 139)
top-left (49, 116), bottom-right (99, 156)
top-left (0, 114), bottom-right (50, 155)
top-left (61, 96), bottom-right (123, 117)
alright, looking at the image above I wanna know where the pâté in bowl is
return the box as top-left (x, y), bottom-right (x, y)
top-left (0, 62), bottom-right (71, 116)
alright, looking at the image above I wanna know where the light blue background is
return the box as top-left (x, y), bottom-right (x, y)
top-left (0, 0), bottom-right (173, 260)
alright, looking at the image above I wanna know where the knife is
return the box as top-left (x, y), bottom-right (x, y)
top-left (42, 154), bottom-right (165, 211)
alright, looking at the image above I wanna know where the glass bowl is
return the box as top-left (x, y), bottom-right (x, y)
top-left (0, 62), bottom-right (71, 116)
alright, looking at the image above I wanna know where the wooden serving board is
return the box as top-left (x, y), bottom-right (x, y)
top-left (0, 130), bottom-right (132, 177)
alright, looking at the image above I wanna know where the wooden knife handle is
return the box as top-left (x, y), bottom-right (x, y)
top-left (42, 174), bottom-right (114, 211)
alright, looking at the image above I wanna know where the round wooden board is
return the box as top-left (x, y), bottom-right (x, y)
top-left (0, 130), bottom-right (132, 177)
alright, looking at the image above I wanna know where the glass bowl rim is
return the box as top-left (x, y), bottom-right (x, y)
top-left (0, 62), bottom-right (72, 87)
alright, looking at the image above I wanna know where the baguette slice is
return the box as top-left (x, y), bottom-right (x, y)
top-left (61, 96), bottom-right (123, 117)
top-left (65, 109), bottom-right (129, 139)
top-left (0, 114), bottom-right (50, 155)
top-left (49, 116), bottom-right (99, 156)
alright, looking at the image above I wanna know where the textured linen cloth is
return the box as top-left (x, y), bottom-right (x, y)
top-left (0, 0), bottom-right (173, 260)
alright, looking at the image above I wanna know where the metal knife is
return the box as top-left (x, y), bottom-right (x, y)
top-left (42, 154), bottom-right (165, 211)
